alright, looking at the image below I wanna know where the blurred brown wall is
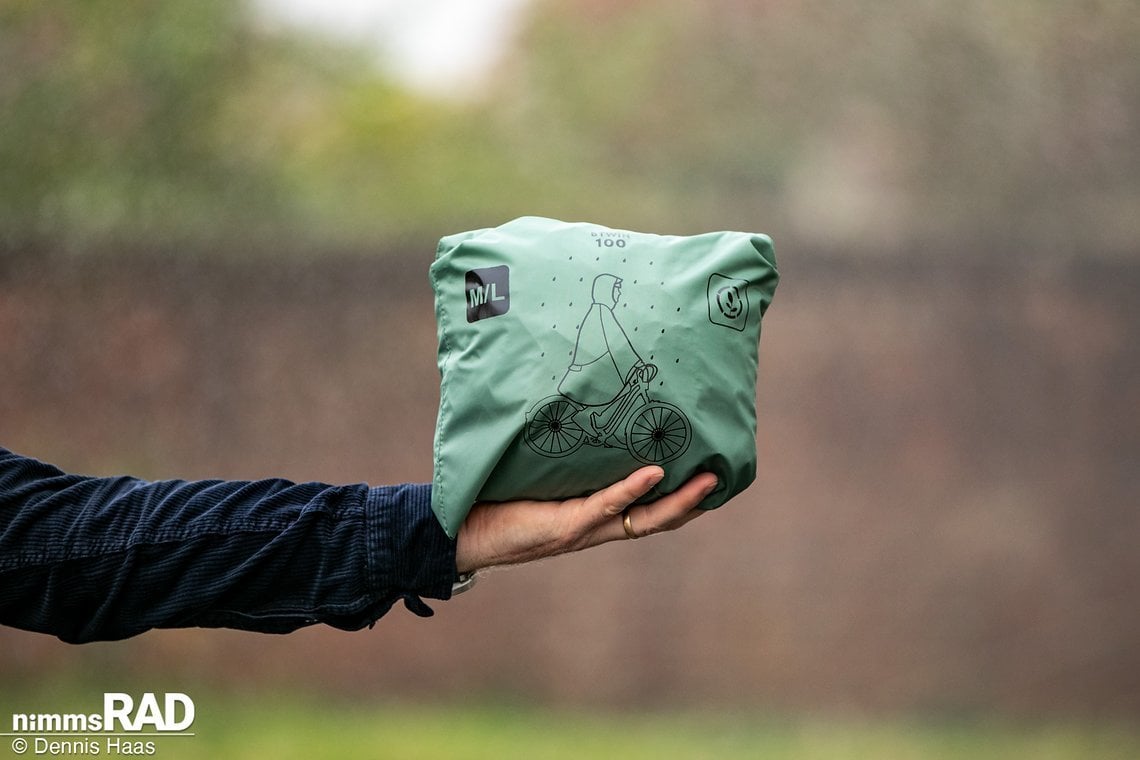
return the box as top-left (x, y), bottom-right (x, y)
top-left (1, 249), bottom-right (1137, 718)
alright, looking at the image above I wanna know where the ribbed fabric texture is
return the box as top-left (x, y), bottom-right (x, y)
top-left (0, 447), bottom-right (456, 643)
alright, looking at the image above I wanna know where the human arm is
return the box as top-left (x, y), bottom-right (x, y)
top-left (0, 447), bottom-right (715, 643)
top-left (0, 447), bottom-right (456, 643)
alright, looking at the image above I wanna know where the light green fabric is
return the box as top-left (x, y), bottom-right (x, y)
top-left (429, 217), bottom-right (779, 538)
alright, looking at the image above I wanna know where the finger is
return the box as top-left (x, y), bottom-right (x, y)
top-left (585, 465), bottom-right (665, 519)
top-left (620, 504), bottom-right (704, 542)
top-left (624, 472), bottom-right (718, 538)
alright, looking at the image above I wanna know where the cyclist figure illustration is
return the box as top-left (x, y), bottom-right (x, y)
top-left (560, 274), bottom-right (642, 443)
top-left (525, 273), bottom-right (691, 464)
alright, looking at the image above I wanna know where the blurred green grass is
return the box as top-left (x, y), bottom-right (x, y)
top-left (4, 684), bottom-right (1137, 760)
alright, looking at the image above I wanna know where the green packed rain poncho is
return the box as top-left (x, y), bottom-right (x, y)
top-left (429, 217), bottom-right (779, 538)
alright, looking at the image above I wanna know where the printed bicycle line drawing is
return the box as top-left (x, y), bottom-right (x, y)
top-left (524, 273), bottom-right (692, 464)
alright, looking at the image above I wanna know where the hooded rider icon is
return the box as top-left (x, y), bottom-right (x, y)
top-left (558, 273), bottom-right (645, 422)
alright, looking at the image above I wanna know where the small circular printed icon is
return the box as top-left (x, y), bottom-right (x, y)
top-left (707, 273), bottom-right (749, 331)
top-left (716, 284), bottom-right (744, 319)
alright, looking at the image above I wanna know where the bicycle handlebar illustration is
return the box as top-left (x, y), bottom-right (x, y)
top-left (523, 362), bottom-right (692, 464)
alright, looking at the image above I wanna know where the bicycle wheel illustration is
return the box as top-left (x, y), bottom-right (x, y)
top-left (625, 401), bottom-right (691, 464)
top-left (524, 396), bottom-right (587, 458)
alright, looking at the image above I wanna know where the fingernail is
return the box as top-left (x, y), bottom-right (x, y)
top-left (647, 467), bottom-right (665, 486)
top-left (701, 477), bottom-right (718, 496)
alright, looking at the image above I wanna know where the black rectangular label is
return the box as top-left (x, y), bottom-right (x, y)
top-left (465, 265), bottom-right (510, 323)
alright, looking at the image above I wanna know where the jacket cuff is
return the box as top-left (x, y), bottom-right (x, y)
top-left (365, 483), bottom-right (457, 617)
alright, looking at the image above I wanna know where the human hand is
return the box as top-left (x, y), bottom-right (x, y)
top-left (454, 466), bottom-right (718, 574)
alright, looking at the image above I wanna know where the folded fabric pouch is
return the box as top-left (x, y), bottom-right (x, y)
top-left (429, 216), bottom-right (779, 538)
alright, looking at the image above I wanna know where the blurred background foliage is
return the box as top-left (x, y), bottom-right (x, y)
top-left (2, 0), bottom-right (1137, 255)
top-left (0, 0), bottom-right (533, 250)
top-left (509, 0), bottom-right (1140, 253)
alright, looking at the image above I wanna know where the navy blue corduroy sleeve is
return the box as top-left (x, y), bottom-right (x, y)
top-left (0, 447), bottom-right (458, 643)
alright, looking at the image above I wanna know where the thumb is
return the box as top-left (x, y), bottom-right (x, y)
top-left (584, 466), bottom-right (665, 519)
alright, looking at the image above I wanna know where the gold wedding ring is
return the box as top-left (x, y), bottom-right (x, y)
top-left (622, 510), bottom-right (639, 540)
